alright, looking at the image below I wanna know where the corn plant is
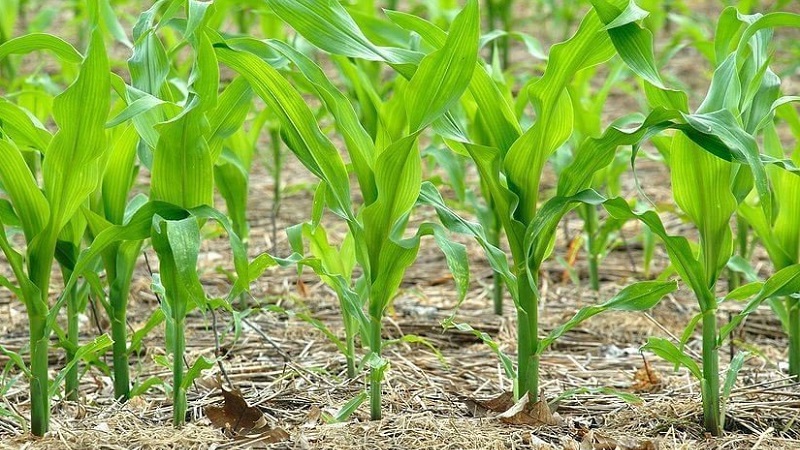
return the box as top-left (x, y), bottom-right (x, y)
top-left (0, 27), bottom-right (114, 436)
top-left (577, 2), bottom-right (800, 435)
top-left (216, 0), bottom-right (480, 419)
top-left (739, 112), bottom-right (800, 377)
top-left (268, 0), bottom-right (688, 405)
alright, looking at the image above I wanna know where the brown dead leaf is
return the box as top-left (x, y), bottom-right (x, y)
top-left (296, 278), bottom-right (310, 297)
top-left (205, 387), bottom-right (268, 432)
top-left (464, 391), bottom-right (563, 426)
top-left (463, 391), bottom-right (515, 417)
top-left (428, 274), bottom-right (453, 286)
top-left (496, 393), bottom-right (564, 427)
top-left (580, 430), bottom-right (656, 450)
top-left (631, 359), bottom-right (663, 393)
top-left (302, 406), bottom-right (322, 428)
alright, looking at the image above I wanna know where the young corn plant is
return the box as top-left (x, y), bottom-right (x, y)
top-left (66, 0), bottom-right (257, 423)
top-left (268, 0), bottom-right (692, 404)
top-left (0, 27), bottom-right (113, 436)
top-left (584, 2), bottom-right (800, 434)
top-left (739, 112), bottom-right (800, 377)
top-left (218, 0), bottom-right (477, 419)
top-left (82, 122), bottom-right (143, 402)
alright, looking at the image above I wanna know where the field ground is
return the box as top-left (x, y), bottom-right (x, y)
top-left (1, 0), bottom-right (800, 449)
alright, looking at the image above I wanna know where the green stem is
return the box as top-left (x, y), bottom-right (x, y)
top-left (172, 317), bottom-right (186, 427)
top-left (110, 282), bottom-right (130, 401)
top-left (788, 296), bottom-right (800, 379)
top-left (583, 204), bottom-right (600, 291)
top-left (29, 312), bottom-right (50, 437)
top-left (368, 315), bottom-right (382, 420)
top-left (65, 281), bottom-right (79, 401)
top-left (488, 217), bottom-right (503, 315)
top-left (342, 313), bottom-right (357, 378)
top-left (728, 215), bottom-right (749, 290)
top-left (499, 0), bottom-right (512, 69)
top-left (516, 267), bottom-right (539, 402)
top-left (345, 332), bottom-right (356, 379)
top-left (28, 233), bottom-right (57, 436)
top-left (270, 127), bottom-right (282, 255)
top-left (487, 0), bottom-right (497, 62)
top-left (701, 307), bottom-right (721, 436)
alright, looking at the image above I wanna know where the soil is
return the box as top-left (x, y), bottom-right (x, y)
top-left (1, 1), bottom-right (800, 449)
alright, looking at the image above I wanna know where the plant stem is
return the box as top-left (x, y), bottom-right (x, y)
top-left (701, 307), bottom-right (721, 436)
top-left (172, 316), bottom-right (186, 427)
top-left (110, 281), bottom-right (130, 401)
top-left (516, 267), bottom-right (539, 402)
top-left (29, 312), bottom-right (50, 437)
top-left (488, 216), bottom-right (503, 315)
top-left (499, 0), bottom-right (512, 69)
top-left (65, 280), bottom-right (79, 401)
top-left (583, 204), bottom-right (600, 291)
top-left (728, 214), bottom-right (749, 291)
top-left (788, 296), bottom-right (800, 378)
top-left (345, 331), bottom-right (356, 379)
top-left (343, 315), bottom-right (357, 378)
top-left (368, 315), bottom-right (382, 420)
top-left (28, 233), bottom-right (57, 436)
top-left (270, 127), bottom-right (282, 255)
top-left (487, 0), bottom-right (497, 61)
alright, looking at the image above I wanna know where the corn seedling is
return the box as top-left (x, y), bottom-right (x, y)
top-left (0, 25), bottom-right (114, 435)
top-left (739, 107), bottom-right (800, 378)
top-left (218, 0), bottom-right (479, 419)
top-left (581, 3), bottom-right (800, 435)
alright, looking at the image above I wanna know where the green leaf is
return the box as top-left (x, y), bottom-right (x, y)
top-left (444, 319), bottom-right (515, 380)
top-left (0, 33), bottom-right (82, 64)
top-left (0, 99), bottom-right (52, 150)
top-left (151, 104), bottom-right (213, 209)
top-left (41, 28), bottom-right (110, 236)
top-left (325, 392), bottom-right (368, 423)
top-left (49, 334), bottom-right (113, 397)
top-left (152, 215), bottom-right (205, 322)
top-left (267, 0), bottom-right (391, 62)
top-left (719, 264), bottom-right (800, 342)
top-left (0, 140), bottom-right (49, 241)
top-left (722, 351), bottom-right (747, 404)
top-left (216, 45), bottom-right (353, 219)
top-left (181, 356), bottom-right (215, 390)
top-left (405, 0), bottom-right (478, 131)
top-left (539, 281), bottom-right (677, 353)
top-left (643, 337), bottom-right (703, 380)
top-left (670, 132), bottom-right (736, 286)
top-left (0, 343), bottom-right (31, 378)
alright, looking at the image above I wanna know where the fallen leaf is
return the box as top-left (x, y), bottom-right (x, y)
top-left (205, 387), bottom-right (268, 432)
top-left (496, 393), bottom-right (564, 427)
top-left (462, 391), bottom-right (515, 417)
top-left (296, 278), bottom-right (310, 297)
top-left (302, 406), bottom-right (322, 428)
top-left (580, 430), bottom-right (656, 450)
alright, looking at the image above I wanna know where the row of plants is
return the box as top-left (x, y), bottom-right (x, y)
top-left (0, 0), bottom-right (798, 439)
